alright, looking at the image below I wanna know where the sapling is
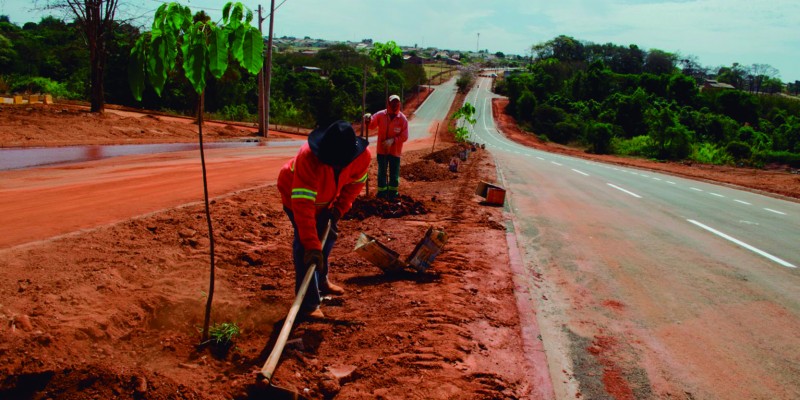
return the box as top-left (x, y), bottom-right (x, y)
top-left (128, 2), bottom-right (264, 344)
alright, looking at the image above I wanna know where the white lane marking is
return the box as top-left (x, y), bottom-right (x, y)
top-left (551, 161), bottom-right (563, 166)
top-left (691, 187), bottom-right (703, 192)
top-left (652, 177), bottom-right (662, 181)
top-left (571, 169), bottom-right (589, 176)
top-left (537, 157), bottom-right (545, 160)
top-left (607, 183), bottom-right (642, 198)
top-left (687, 219), bottom-right (796, 268)
top-left (735, 200), bottom-right (751, 205)
top-left (666, 181), bottom-right (676, 185)
top-left (764, 208), bottom-right (787, 215)
top-left (710, 193), bottom-right (725, 198)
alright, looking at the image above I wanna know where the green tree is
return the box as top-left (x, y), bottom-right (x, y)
top-left (587, 122), bottom-right (614, 154)
top-left (532, 35), bottom-right (585, 63)
top-left (47, 0), bottom-right (121, 112)
top-left (643, 49), bottom-right (676, 75)
top-left (0, 33), bottom-right (16, 70)
top-left (667, 73), bottom-right (699, 106)
top-left (714, 90), bottom-right (759, 125)
top-left (646, 105), bottom-right (693, 159)
top-left (451, 102), bottom-right (476, 142)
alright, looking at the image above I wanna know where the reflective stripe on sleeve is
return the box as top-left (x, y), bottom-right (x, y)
top-left (291, 188), bottom-right (317, 201)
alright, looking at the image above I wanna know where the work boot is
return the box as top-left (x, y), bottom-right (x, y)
top-left (302, 307), bottom-right (325, 319)
top-left (320, 280), bottom-right (345, 295)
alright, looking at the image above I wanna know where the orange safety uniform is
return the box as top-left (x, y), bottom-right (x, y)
top-left (278, 142), bottom-right (370, 251)
top-left (368, 109), bottom-right (408, 156)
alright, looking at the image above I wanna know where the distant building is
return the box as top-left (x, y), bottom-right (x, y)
top-left (404, 54), bottom-right (427, 65)
top-left (702, 79), bottom-right (735, 91)
top-left (295, 66), bottom-right (325, 76)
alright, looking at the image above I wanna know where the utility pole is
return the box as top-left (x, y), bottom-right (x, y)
top-left (264, 0), bottom-right (275, 138)
top-left (257, 5), bottom-right (266, 136)
top-left (257, 1), bottom-right (276, 138)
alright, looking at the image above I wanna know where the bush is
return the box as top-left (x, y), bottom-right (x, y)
top-left (725, 141), bottom-right (752, 161)
top-left (612, 135), bottom-right (657, 158)
top-left (691, 142), bottom-right (733, 165)
top-left (217, 104), bottom-right (252, 122)
top-left (586, 122), bottom-right (614, 154)
top-left (753, 150), bottom-right (800, 168)
top-left (8, 75), bottom-right (79, 99)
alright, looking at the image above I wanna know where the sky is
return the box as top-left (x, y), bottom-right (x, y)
top-left (2, 0), bottom-right (799, 82)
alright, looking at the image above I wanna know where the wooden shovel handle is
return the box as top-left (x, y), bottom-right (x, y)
top-left (260, 221), bottom-right (331, 383)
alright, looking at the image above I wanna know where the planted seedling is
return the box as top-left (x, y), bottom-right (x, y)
top-left (129, 2), bottom-right (264, 344)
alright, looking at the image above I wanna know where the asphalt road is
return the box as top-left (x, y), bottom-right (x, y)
top-left (465, 76), bottom-right (800, 399)
top-left (0, 80), bottom-right (457, 250)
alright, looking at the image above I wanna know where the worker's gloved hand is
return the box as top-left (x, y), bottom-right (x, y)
top-left (383, 138), bottom-right (395, 147)
top-left (363, 113), bottom-right (371, 122)
top-left (303, 249), bottom-right (324, 270)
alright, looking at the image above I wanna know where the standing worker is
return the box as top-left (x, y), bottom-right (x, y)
top-left (278, 120), bottom-right (371, 318)
top-left (364, 94), bottom-right (409, 199)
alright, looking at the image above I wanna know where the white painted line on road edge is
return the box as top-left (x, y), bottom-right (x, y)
top-left (764, 208), bottom-right (786, 215)
top-left (691, 187), bottom-right (703, 192)
top-left (687, 219), bottom-right (796, 268)
top-left (652, 177), bottom-right (662, 181)
top-left (571, 169), bottom-right (589, 176)
top-left (710, 193), bottom-right (725, 198)
top-left (551, 161), bottom-right (563, 166)
top-left (735, 200), bottom-right (751, 205)
top-left (537, 157), bottom-right (545, 160)
top-left (666, 181), bottom-right (676, 185)
top-left (607, 183), bottom-right (642, 198)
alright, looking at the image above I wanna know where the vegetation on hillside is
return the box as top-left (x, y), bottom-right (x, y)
top-left (0, 14), bottom-right (427, 129)
top-left (494, 35), bottom-right (800, 167)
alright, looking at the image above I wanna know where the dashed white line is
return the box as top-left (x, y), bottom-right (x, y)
top-left (691, 187), bottom-right (703, 192)
top-left (666, 181), bottom-right (676, 185)
top-left (571, 169), bottom-right (589, 176)
top-left (537, 157), bottom-right (545, 160)
top-left (687, 219), bottom-right (796, 268)
top-left (734, 200), bottom-right (751, 205)
top-left (551, 161), bottom-right (563, 166)
top-left (652, 177), bottom-right (662, 181)
top-left (764, 208), bottom-right (786, 215)
top-left (710, 193), bottom-right (725, 198)
top-left (607, 183), bottom-right (642, 198)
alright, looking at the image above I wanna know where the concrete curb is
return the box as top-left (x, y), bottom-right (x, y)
top-left (496, 163), bottom-right (556, 400)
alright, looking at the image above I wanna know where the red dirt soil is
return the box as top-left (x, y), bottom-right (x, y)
top-left (0, 95), bottom-right (534, 399)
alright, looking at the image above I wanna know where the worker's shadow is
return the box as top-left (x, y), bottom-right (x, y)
top-left (345, 269), bottom-right (441, 287)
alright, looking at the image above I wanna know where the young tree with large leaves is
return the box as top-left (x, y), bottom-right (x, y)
top-left (128, 1), bottom-right (263, 343)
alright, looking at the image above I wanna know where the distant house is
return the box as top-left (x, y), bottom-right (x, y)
top-left (404, 54), bottom-right (427, 65)
top-left (295, 66), bottom-right (325, 76)
top-left (702, 79), bottom-right (735, 91)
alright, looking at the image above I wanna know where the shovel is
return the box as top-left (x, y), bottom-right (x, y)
top-left (255, 221), bottom-right (332, 399)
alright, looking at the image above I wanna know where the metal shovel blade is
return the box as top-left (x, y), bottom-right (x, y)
top-left (248, 380), bottom-right (308, 400)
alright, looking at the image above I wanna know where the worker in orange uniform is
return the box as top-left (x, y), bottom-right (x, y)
top-left (278, 120), bottom-right (371, 318)
top-left (364, 94), bottom-right (409, 199)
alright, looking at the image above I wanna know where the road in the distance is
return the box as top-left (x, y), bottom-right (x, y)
top-left (465, 76), bottom-right (800, 399)
top-left (0, 80), bottom-right (456, 250)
